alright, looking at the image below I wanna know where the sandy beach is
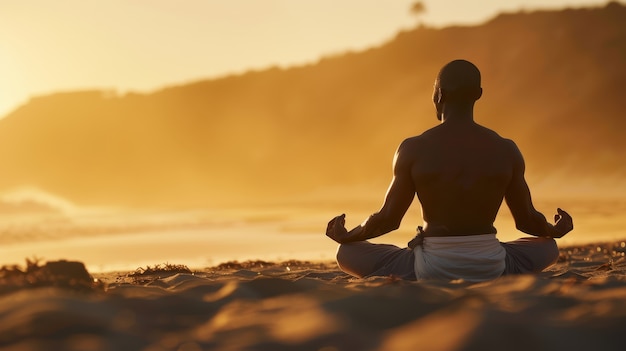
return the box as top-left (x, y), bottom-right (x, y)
top-left (1, 239), bottom-right (625, 351)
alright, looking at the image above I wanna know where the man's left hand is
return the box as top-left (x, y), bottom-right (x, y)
top-left (552, 208), bottom-right (573, 238)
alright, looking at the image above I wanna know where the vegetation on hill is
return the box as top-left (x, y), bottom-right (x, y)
top-left (0, 2), bottom-right (624, 207)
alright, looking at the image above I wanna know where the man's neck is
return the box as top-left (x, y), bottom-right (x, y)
top-left (440, 104), bottom-right (475, 124)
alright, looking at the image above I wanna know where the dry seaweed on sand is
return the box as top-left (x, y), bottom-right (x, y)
top-left (211, 259), bottom-right (334, 271)
top-left (213, 260), bottom-right (275, 270)
top-left (131, 262), bottom-right (193, 275)
top-left (129, 262), bottom-right (192, 276)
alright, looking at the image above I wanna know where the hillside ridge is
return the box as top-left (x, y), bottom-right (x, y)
top-left (1, 2), bottom-right (624, 207)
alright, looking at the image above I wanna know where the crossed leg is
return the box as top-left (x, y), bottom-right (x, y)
top-left (501, 237), bottom-right (560, 274)
top-left (336, 241), bottom-right (416, 280)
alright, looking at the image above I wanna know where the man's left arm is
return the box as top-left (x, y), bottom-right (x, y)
top-left (503, 140), bottom-right (573, 238)
top-left (326, 140), bottom-right (416, 244)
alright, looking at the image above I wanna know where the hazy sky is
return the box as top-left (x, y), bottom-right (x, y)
top-left (0, 0), bottom-right (610, 117)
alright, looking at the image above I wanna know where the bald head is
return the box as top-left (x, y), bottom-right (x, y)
top-left (434, 60), bottom-right (482, 104)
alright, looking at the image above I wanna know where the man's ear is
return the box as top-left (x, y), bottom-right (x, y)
top-left (436, 88), bottom-right (444, 104)
top-left (475, 88), bottom-right (483, 101)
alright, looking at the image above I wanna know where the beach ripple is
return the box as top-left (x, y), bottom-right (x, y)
top-left (1, 242), bottom-right (626, 350)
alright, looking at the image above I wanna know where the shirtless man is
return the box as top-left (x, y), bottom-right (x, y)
top-left (326, 59), bottom-right (573, 281)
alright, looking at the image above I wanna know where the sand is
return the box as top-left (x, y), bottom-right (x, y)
top-left (1, 240), bottom-right (626, 351)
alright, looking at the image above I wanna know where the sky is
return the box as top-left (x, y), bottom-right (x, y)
top-left (0, 0), bottom-right (611, 118)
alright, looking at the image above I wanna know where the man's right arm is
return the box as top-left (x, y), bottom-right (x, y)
top-left (503, 140), bottom-right (573, 238)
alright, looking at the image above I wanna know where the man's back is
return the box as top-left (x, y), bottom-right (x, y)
top-left (326, 59), bottom-right (572, 281)
top-left (403, 121), bottom-right (516, 236)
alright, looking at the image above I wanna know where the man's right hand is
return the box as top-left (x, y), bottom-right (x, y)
top-left (326, 214), bottom-right (350, 243)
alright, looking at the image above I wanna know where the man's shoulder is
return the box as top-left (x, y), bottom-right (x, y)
top-left (476, 125), bottom-right (518, 146)
top-left (401, 134), bottom-right (424, 144)
top-left (478, 128), bottom-right (523, 162)
top-left (392, 135), bottom-right (428, 166)
top-left (491, 132), bottom-right (519, 150)
top-left (403, 126), bottom-right (443, 143)
top-left (398, 133), bottom-right (430, 150)
top-left (397, 125), bottom-right (458, 151)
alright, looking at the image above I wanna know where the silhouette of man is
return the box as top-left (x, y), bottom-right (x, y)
top-left (326, 59), bottom-right (573, 282)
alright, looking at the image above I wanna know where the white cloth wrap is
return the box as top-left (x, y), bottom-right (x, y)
top-left (413, 234), bottom-right (506, 282)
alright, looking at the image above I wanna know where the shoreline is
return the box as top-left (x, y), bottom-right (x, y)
top-left (3, 236), bottom-right (625, 276)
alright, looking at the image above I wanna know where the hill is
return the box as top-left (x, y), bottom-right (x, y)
top-left (1, 2), bottom-right (625, 207)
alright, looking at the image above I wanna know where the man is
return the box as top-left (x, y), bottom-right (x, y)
top-left (326, 59), bottom-right (573, 282)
